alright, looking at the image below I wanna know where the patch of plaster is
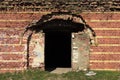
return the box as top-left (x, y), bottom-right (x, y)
top-left (31, 39), bottom-right (44, 68)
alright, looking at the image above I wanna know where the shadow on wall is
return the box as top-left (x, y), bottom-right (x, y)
top-left (26, 33), bottom-right (33, 68)
top-left (20, 11), bottom-right (97, 69)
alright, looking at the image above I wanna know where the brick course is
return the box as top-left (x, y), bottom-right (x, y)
top-left (0, 45), bottom-right (25, 52)
top-left (0, 11), bottom-right (120, 72)
top-left (98, 38), bottom-right (120, 44)
top-left (81, 13), bottom-right (120, 20)
top-left (0, 54), bottom-right (24, 60)
top-left (0, 62), bottom-right (25, 68)
top-left (90, 54), bottom-right (120, 60)
top-left (90, 62), bottom-right (120, 70)
top-left (88, 22), bottom-right (120, 28)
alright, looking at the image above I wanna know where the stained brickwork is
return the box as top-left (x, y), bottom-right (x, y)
top-left (0, 11), bottom-right (120, 72)
top-left (85, 12), bottom-right (120, 71)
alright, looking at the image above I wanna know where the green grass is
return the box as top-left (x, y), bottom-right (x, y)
top-left (0, 69), bottom-right (120, 80)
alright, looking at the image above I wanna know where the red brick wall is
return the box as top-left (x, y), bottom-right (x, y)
top-left (0, 12), bottom-right (44, 73)
top-left (81, 12), bottom-right (120, 71)
top-left (0, 11), bottom-right (120, 72)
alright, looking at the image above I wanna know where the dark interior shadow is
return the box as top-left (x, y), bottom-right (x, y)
top-left (45, 32), bottom-right (71, 71)
top-left (26, 33), bottom-right (33, 69)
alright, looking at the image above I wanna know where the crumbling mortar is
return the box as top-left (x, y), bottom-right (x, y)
top-left (20, 12), bottom-right (98, 69)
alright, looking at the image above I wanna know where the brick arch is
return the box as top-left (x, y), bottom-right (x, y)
top-left (25, 12), bottom-right (87, 32)
top-left (21, 12), bottom-right (97, 69)
top-left (38, 12), bottom-right (86, 25)
top-left (22, 12), bottom-right (96, 45)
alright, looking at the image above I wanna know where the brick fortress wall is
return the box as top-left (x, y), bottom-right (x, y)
top-left (0, 11), bottom-right (120, 72)
top-left (81, 12), bottom-right (120, 70)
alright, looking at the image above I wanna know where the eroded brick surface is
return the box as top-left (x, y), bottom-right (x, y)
top-left (0, 62), bottom-right (25, 68)
top-left (91, 46), bottom-right (120, 52)
top-left (90, 54), bottom-right (120, 60)
top-left (98, 38), bottom-right (120, 44)
top-left (90, 62), bottom-right (120, 69)
top-left (81, 13), bottom-right (120, 20)
top-left (0, 12), bottom-right (120, 72)
top-left (0, 54), bottom-right (24, 60)
top-left (0, 45), bottom-right (25, 52)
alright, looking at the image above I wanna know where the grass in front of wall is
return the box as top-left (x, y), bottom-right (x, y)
top-left (0, 69), bottom-right (120, 80)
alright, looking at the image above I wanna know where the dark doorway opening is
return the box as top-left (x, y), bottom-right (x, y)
top-left (45, 31), bottom-right (71, 71)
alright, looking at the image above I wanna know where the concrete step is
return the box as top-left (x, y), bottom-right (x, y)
top-left (50, 68), bottom-right (72, 74)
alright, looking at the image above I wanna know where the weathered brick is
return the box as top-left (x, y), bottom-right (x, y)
top-left (95, 30), bottom-right (120, 36)
top-left (0, 22), bottom-right (29, 28)
top-left (0, 13), bottom-right (42, 20)
top-left (0, 12), bottom-right (120, 71)
top-left (98, 38), bottom-right (120, 44)
top-left (82, 13), bottom-right (120, 20)
top-left (0, 28), bottom-right (31, 38)
top-left (90, 54), bottom-right (120, 60)
top-left (0, 54), bottom-right (24, 60)
top-left (88, 22), bottom-right (120, 28)
top-left (91, 46), bottom-right (120, 52)
top-left (90, 62), bottom-right (120, 69)
top-left (21, 38), bottom-right (27, 44)
top-left (0, 45), bottom-right (25, 52)
top-left (0, 62), bottom-right (25, 68)
top-left (0, 29), bottom-right (23, 37)
top-left (0, 38), bottom-right (20, 44)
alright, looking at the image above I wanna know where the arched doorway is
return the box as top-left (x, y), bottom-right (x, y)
top-left (22, 12), bottom-right (96, 71)
top-left (41, 19), bottom-right (85, 70)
